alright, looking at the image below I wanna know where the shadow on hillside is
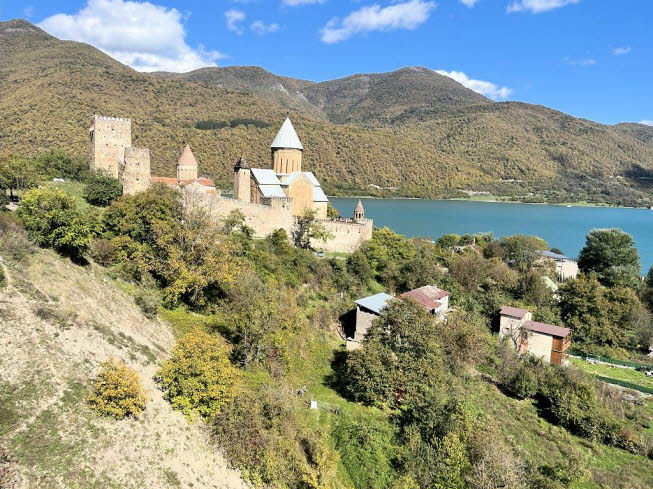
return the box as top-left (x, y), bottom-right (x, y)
top-left (624, 165), bottom-right (653, 188)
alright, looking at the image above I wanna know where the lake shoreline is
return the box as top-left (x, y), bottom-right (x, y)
top-left (328, 195), bottom-right (650, 210)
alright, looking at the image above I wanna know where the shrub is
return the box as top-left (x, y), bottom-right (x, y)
top-left (135, 289), bottom-right (160, 319)
top-left (89, 238), bottom-right (117, 266)
top-left (156, 331), bottom-right (240, 420)
top-left (0, 213), bottom-right (34, 261)
top-left (86, 359), bottom-right (148, 419)
top-left (17, 187), bottom-right (93, 259)
top-left (83, 172), bottom-right (122, 206)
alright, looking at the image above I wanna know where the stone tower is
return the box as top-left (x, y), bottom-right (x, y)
top-left (89, 115), bottom-right (132, 178)
top-left (271, 117), bottom-right (303, 175)
top-left (353, 200), bottom-right (365, 220)
top-left (121, 147), bottom-right (151, 195)
top-left (233, 157), bottom-right (251, 202)
top-left (176, 144), bottom-right (198, 180)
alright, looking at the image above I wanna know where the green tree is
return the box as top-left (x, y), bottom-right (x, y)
top-left (343, 299), bottom-right (443, 407)
top-left (17, 187), bottom-right (93, 259)
top-left (291, 207), bottom-right (333, 249)
top-left (156, 331), bottom-right (240, 421)
top-left (83, 171), bottom-right (123, 206)
top-left (0, 156), bottom-right (39, 200)
top-left (500, 235), bottom-right (548, 271)
top-left (326, 202), bottom-right (341, 219)
top-left (34, 151), bottom-right (88, 181)
top-left (577, 228), bottom-right (640, 288)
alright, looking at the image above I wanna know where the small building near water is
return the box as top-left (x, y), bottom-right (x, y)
top-left (535, 250), bottom-right (579, 281)
top-left (499, 305), bottom-right (571, 366)
top-left (347, 286), bottom-right (450, 350)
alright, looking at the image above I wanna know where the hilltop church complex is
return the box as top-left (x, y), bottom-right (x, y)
top-left (89, 115), bottom-right (373, 252)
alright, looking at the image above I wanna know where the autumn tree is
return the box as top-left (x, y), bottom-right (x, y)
top-left (156, 331), bottom-right (240, 421)
top-left (87, 359), bottom-right (148, 419)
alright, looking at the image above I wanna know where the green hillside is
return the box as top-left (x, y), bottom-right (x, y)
top-left (2, 19), bottom-right (653, 206)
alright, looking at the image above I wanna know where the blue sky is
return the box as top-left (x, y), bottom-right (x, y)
top-left (2, 0), bottom-right (651, 125)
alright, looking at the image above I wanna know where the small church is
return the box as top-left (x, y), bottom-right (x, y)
top-left (233, 117), bottom-right (329, 219)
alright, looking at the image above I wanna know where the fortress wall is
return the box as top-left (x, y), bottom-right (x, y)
top-left (314, 218), bottom-right (374, 253)
top-left (184, 191), bottom-right (372, 253)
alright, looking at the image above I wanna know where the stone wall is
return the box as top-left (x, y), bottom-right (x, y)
top-left (186, 190), bottom-right (372, 254)
top-left (89, 115), bottom-right (131, 178)
top-left (121, 147), bottom-right (151, 195)
top-left (314, 218), bottom-right (374, 253)
top-left (272, 148), bottom-right (302, 174)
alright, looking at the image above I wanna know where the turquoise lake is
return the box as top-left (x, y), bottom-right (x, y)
top-left (330, 198), bottom-right (653, 272)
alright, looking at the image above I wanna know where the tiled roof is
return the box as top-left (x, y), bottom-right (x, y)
top-left (303, 171), bottom-right (321, 187)
top-left (177, 144), bottom-right (197, 167)
top-left (355, 292), bottom-right (393, 315)
top-left (251, 168), bottom-right (281, 185)
top-left (355, 200), bottom-right (365, 212)
top-left (500, 305), bottom-right (530, 319)
top-left (524, 320), bottom-right (570, 338)
top-left (150, 176), bottom-right (214, 187)
top-left (399, 285), bottom-right (448, 310)
top-left (270, 117), bottom-right (303, 150)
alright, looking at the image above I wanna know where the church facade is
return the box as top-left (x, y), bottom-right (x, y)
top-left (88, 115), bottom-right (373, 253)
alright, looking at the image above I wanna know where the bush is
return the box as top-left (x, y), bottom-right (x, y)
top-left (0, 213), bottom-right (34, 261)
top-left (86, 359), bottom-right (148, 419)
top-left (34, 151), bottom-right (88, 181)
top-left (135, 289), bottom-right (160, 319)
top-left (156, 331), bottom-right (240, 420)
top-left (83, 172), bottom-right (122, 206)
top-left (89, 238), bottom-right (117, 266)
top-left (17, 187), bottom-right (93, 259)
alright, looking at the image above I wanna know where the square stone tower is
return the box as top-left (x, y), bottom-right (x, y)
top-left (122, 147), bottom-right (151, 195)
top-left (89, 115), bottom-right (132, 178)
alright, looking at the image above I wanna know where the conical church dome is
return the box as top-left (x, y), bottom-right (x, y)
top-left (270, 117), bottom-right (303, 150)
top-left (178, 144), bottom-right (198, 167)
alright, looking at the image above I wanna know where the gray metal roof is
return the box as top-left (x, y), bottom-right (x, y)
top-left (270, 117), bottom-right (303, 150)
top-left (251, 168), bottom-right (281, 185)
top-left (537, 250), bottom-right (571, 260)
top-left (303, 171), bottom-right (321, 187)
top-left (259, 185), bottom-right (287, 198)
top-left (313, 187), bottom-right (328, 202)
top-left (354, 293), bottom-right (393, 315)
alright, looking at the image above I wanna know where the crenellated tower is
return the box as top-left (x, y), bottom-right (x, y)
top-left (89, 115), bottom-right (132, 178)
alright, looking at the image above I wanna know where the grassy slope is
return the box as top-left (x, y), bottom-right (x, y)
top-left (2, 20), bottom-right (653, 204)
top-left (570, 358), bottom-right (653, 390)
top-left (0, 250), bottom-right (246, 489)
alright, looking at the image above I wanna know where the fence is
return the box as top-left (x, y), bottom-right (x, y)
top-left (595, 376), bottom-right (653, 395)
top-left (569, 349), bottom-right (653, 370)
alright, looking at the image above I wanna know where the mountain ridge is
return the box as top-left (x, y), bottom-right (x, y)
top-left (2, 18), bottom-right (653, 206)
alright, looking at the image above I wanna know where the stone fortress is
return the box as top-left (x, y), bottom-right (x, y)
top-left (89, 115), bottom-right (373, 253)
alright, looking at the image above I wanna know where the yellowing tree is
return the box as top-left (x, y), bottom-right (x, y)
top-left (156, 331), bottom-right (240, 421)
top-left (86, 359), bottom-right (149, 419)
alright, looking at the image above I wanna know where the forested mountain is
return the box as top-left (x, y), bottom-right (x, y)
top-left (2, 18), bottom-right (653, 205)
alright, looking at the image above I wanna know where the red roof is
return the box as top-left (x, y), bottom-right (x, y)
top-left (399, 285), bottom-right (448, 311)
top-left (500, 306), bottom-right (530, 319)
top-left (524, 320), bottom-right (570, 338)
top-left (151, 176), bottom-right (214, 187)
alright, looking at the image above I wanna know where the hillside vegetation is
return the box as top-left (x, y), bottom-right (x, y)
top-left (1, 18), bottom-right (653, 206)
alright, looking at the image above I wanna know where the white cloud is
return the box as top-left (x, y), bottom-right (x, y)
top-left (39, 0), bottom-right (221, 72)
top-left (459, 0), bottom-right (479, 6)
top-left (507, 0), bottom-right (580, 14)
top-left (225, 8), bottom-right (246, 34)
top-left (283, 0), bottom-right (327, 5)
top-left (641, 120), bottom-right (653, 127)
top-left (435, 70), bottom-right (512, 100)
top-left (321, 0), bottom-right (436, 44)
top-left (565, 57), bottom-right (596, 66)
top-left (250, 20), bottom-right (280, 35)
top-left (612, 46), bottom-right (631, 56)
